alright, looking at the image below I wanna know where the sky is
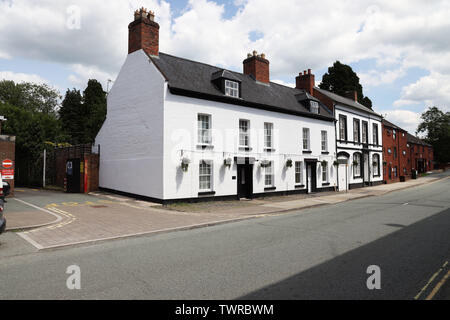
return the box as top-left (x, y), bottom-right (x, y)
top-left (0, 0), bottom-right (449, 134)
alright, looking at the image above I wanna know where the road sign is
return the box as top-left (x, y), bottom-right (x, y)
top-left (1, 169), bottom-right (14, 180)
top-left (2, 159), bottom-right (13, 169)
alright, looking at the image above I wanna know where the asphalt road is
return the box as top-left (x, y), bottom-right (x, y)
top-left (0, 173), bottom-right (449, 300)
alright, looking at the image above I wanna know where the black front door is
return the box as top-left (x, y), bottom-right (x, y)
top-left (66, 158), bottom-right (81, 193)
top-left (306, 161), bottom-right (317, 194)
top-left (237, 164), bottom-right (253, 199)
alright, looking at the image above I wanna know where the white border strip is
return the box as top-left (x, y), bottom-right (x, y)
top-left (11, 198), bottom-right (63, 224)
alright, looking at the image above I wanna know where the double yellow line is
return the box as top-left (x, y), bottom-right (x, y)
top-left (415, 261), bottom-right (449, 300)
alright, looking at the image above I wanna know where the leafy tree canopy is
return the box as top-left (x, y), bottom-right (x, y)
top-left (0, 80), bottom-right (61, 115)
top-left (59, 79), bottom-right (106, 144)
top-left (417, 106), bottom-right (450, 164)
top-left (319, 61), bottom-right (373, 109)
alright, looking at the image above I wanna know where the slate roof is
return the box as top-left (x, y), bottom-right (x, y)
top-left (407, 133), bottom-right (432, 147)
top-left (149, 52), bottom-right (334, 122)
top-left (314, 87), bottom-right (381, 117)
top-left (382, 119), bottom-right (406, 131)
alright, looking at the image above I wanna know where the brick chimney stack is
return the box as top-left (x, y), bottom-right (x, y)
top-left (296, 69), bottom-right (315, 95)
top-left (243, 51), bottom-right (270, 84)
top-left (128, 8), bottom-right (159, 56)
top-left (344, 90), bottom-right (358, 102)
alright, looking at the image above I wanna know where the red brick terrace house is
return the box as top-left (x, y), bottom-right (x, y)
top-left (407, 133), bottom-right (434, 174)
top-left (382, 119), bottom-right (409, 183)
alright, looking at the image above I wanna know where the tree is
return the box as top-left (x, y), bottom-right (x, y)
top-left (417, 106), bottom-right (450, 165)
top-left (59, 88), bottom-right (84, 144)
top-left (0, 101), bottom-right (67, 185)
top-left (319, 61), bottom-right (373, 109)
top-left (59, 79), bottom-right (106, 144)
top-left (83, 79), bottom-right (106, 143)
top-left (0, 80), bottom-right (61, 115)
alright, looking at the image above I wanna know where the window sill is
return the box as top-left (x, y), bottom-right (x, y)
top-left (321, 151), bottom-right (329, 155)
top-left (239, 147), bottom-right (253, 152)
top-left (322, 183), bottom-right (330, 186)
top-left (264, 187), bottom-right (276, 191)
top-left (198, 191), bottom-right (216, 196)
top-left (303, 150), bottom-right (312, 154)
top-left (197, 144), bottom-right (214, 150)
top-left (264, 148), bottom-right (275, 153)
top-left (295, 184), bottom-right (305, 189)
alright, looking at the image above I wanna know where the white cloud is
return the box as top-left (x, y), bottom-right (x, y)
top-left (383, 109), bottom-right (421, 134)
top-left (394, 72), bottom-right (450, 109)
top-left (0, 71), bottom-right (47, 84)
top-left (0, 0), bottom-right (449, 114)
top-left (68, 64), bottom-right (116, 90)
top-left (359, 67), bottom-right (407, 87)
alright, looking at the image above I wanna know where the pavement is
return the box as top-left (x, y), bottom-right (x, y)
top-left (4, 171), bottom-right (448, 251)
top-left (0, 171), bottom-right (449, 299)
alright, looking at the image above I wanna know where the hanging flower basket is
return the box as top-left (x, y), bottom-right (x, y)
top-left (181, 157), bottom-right (191, 172)
top-left (224, 157), bottom-right (232, 168)
top-left (352, 160), bottom-right (359, 166)
top-left (372, 161), bottom-right (378, 167)
top-left (260, 159), bottom-right (270, 168)
top-left (321, 160), bottom-right (328, 167)
top-left (333, 160), bottom-right (339, 166)
top-left (285, 159), bottom-right (293, 168)
top-left (383, 161), bottom-right (387, 166)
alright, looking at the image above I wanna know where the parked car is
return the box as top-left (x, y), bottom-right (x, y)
top-left (0, 199), bottom-right (5, 234)
top-left (0, 173), bottom-right (9, 234)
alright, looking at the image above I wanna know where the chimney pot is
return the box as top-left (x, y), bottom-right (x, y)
top-left (296, 68), bottom-right (315, 95)
top-left (243, 51), bottom-right (270, 83)
top-left (128, 8), bottom-right (160, 56)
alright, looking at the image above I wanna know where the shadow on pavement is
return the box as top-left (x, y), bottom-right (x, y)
top-left (239, 208), bottom-right (450, 300)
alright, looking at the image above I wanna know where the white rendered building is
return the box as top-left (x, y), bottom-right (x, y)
top-left (95, 9), bottom-right (338, 203)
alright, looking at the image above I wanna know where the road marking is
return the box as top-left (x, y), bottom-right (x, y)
top-left (426, 268), bottom-right (450, 300)
top-left (12, 198), bottom-right (63, 223)
top-left (415, 261), bottom-right (448, 300)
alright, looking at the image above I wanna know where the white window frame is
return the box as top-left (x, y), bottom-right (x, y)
top-left (353, 119), bottom-right (360, 143)
top-left (321, 130), bottom-right (328, 152)
top-left (265, 161), bottom-right (274, 187)
top-left (239, 119), bottom-right (250, 147)
top-left (322, 162), bottom-right (328, 183)
top-left (339, 115), bottom-right (347, 140)
top-left (310, 101), bottom-right (319, 114)
top-left (303, 128), bottom-right (310, 151)
top-left (199, 161), bottom-right (213, 191)
top-left (198, 114), bottom-right (212, 145)
top-left (373, 154), bottom-right (380, 176)
top-left (225, 80), bottom-right (239, 98)
top-left (264, 123), bottom-right (273, 149)
top-left (353, 153), bottom-right (361, 177)
top-left (295, 161), bottom-right (303, 185)
top-left (373, 123), bottom-right (379, 145)
top-left (362, 121), bottom-right (368, 144)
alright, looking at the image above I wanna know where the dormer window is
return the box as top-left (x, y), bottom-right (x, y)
top-left (225, 80), bottom-right (239, 98)
top-left (310, 101), bottom-right (319, 114)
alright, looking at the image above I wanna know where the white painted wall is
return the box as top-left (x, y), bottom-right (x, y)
top-left (163, 90), bottom-right (337, 200)
top-left (335, 104), bottom-right (383, 186)
top-left (95, 50), bottom-right (165, 199)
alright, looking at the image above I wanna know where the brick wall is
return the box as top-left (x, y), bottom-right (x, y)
top-left (382, 125), bottom-right (409, 183)
top-left (84, 154), bottom-right (99, 193)
top-left (0, 135), bottom-right (15, 196)
top-left (243, 55), bottom-right (270, 83)
top-left (128, 16), bottom-right (159, 56)
top-left (409, 143), bottom-right (434, 173)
